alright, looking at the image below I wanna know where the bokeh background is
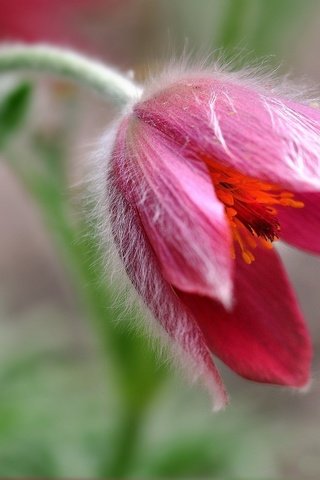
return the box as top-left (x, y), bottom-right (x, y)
top-left (0, 0), bottom-right (320, 478)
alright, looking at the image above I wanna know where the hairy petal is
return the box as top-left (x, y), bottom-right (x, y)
top-left (177, 246), bottom-right (311, 387)
top-left (112, 116), bottom-right (233, 307)
top-left (107, 170), bottom-right (228, 410)
top-left (278, 191), bottom-right (320, 254)
top-left (135, 77), bottom-right (320, 191)
top-left (284, 98), bottom-right (320, 124)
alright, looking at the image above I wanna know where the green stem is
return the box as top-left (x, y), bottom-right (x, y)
top-left (106, 407), bottom-right (143, 478)
top-left (216, 0), bottom-right (251, 53)
top-left (0, 44), bottom-right (142, 104)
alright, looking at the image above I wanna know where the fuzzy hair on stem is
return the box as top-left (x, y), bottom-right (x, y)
top-left (0, 43), bottom-right (142, 104)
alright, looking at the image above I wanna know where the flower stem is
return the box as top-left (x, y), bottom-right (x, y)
top-left (0, 44), bottom-right (142, 104)
top-left (105, 407), bottom-right (142, 478)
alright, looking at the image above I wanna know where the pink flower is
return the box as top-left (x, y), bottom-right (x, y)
top-left (105, 68), bottom-right (320, 410)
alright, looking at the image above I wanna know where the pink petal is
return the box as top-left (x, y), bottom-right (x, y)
top-left (177, 246), bottom-right (311, 387)
top-left (108, 171), bottom-right (228, 410)
top-left (135, 77), bottom-right (320, 192)
top-left (112, 117), bottom-right (233, 307)
top-left (284, 98), bottom-right (320, 124)
top-left (278, 191), bottom-right (320, 254)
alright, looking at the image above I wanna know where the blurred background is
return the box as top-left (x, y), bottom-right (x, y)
top-left (0, 0), bottom-right (320, 478)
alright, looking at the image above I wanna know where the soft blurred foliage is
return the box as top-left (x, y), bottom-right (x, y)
top-left (0, 0), bottom-right (320, 478)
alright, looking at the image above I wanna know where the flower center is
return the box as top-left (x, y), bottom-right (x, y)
top-left (207, 159), bottom-right (304, 264)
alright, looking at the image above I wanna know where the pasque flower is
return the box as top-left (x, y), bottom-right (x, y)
top-left (106, 68), bottom-right (320, 409)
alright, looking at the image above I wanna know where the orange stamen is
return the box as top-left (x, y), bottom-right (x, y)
top-left (206, 158), bottom-right (304, 263)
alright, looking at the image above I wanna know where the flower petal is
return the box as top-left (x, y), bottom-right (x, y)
top-left (112, 117), bottom-right (233, 307)
top-left (136, 77), bottom-right (320, 192)
top-left (278, 191), bottom-right (320, 254)
top-left (284, 98), bottom-right (320, 124)
top-left (108, 172), bottom-right (228, 410)
top-left (177, 246), bottom-right (311, 387)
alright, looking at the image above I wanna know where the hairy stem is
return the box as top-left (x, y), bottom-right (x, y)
top-left (105, 407), bottom-right (142, 478)
top-left (0, 44), bottom-right (142, 104)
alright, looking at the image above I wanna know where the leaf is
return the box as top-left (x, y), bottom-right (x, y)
top-left (139, 436), bottom-right (232, 477)
top-left (0, 82), bottom-right (32, 148)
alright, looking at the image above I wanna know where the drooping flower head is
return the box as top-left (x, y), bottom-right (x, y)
top-left (102, 64), bottom-right (320, 410)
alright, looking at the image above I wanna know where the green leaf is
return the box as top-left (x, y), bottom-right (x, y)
top-left (0, 82), bottom-right (32, 148)
top-left (139, 436), bottom-right (232, 477)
